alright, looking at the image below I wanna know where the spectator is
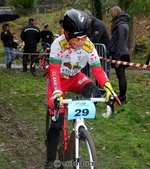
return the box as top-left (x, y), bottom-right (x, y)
top-left (1, 23), bottom-right (16, 68)
top-left (59, 19), bottom-right (64, 34)
top-left (44, 8), bottom-right (120, 168)
top-left (85, 9), bottom-right (110, 51)
top-left (146, 52), bottom-right (150, 65)
top-left (109, 6), bottom-right (130, 104)
top-left (53, 34), bottom-right (59, 41)
top-left (41, 23), bottom-right (53, 49)
top-left (20, 18), bottom-right (41, 72)
top-left (84, 9), bottom-right (111, 78)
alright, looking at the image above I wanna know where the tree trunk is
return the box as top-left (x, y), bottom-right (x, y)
top-left (0, 0), bottom-right (6, 6)
top-left (93, 0), bottom-right (103, 20)
top-left (128, 16), bottom-right (135, 54)
top-left (118, 0), bottom-right (135, 54)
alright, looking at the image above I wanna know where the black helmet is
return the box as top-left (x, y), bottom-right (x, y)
top-left (63, 9), bottom-right (90, 40)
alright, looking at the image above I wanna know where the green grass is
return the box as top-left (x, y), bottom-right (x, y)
top-left (0, 10), bottom-right (150, 169)
top-left (0, 67), bottom-right (150, 169)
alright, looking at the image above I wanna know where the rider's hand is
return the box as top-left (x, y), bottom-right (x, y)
top-left (103, 82), bottom-right (114, 103)
top-left (103, 82), bottom-right (121, 105)
top-left (48, 90), bottom-right (63, 109)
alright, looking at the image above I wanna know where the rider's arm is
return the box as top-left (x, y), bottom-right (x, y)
top-left (91, 66), bottom-right (109, 87)
top-left (48, 63), bottom-right (61, 92)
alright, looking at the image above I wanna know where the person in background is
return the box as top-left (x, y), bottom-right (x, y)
top-left (146, 52), bottom-right (150, 65)
top-left (53, 34), bottom-right (59, 41)
top-left (109, 6), bottom-right (130, 104)
top-left (59, 19), bottom-right (64, 34)
top-left (20, 18), bottom-right (41, 72)
top-left (1, 23), bottom-right (15, 68)
top-left (44, 8), bottom-right (120, 168)
top-left (41, 23), bottom-right (53, 49)
top-left (84, 9), bottom-right (111, 78)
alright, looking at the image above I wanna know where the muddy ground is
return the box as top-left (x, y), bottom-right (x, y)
top-left (0, 96), bottom-right (46, 169)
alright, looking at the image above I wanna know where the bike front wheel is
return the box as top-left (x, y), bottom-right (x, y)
top-left (75, 126), bottom-right (99, 169)
top-left (30, 56), bottom-right (48, 77)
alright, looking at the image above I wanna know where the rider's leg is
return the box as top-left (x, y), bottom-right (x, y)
top-left (46, 113), bottom-right (64, 165)
top-left (81, 82), bottom-right (105, 98)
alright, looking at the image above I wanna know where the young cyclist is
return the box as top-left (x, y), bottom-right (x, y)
top-left (45, 8), bottom-right (120, 168)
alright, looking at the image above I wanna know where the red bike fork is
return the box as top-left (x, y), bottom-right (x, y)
top-left (39, 57), bottom-right (45, 68)
top-left (63, 111), bottom-right (68, 152)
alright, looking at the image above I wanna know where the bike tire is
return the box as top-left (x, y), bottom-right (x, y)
top-left (45, 108), bottom-right (50, 136)
top-left (30, 56), bottom-right (48, 77)
top-left (76, 126), bottom-right (99, 169)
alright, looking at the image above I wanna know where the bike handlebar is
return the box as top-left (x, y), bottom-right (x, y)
top-left (63, 98), bottom-right (106, 104)
top-left (51, 97), bottom-right (115, 121)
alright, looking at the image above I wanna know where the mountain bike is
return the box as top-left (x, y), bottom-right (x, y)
top-left (14, 42), bottom-right (24, 60)
top-left (45, 96), bottom-right (115, 169)
top-left (30, 43), bottom-right (51, 77)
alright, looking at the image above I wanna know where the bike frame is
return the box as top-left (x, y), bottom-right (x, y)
top-left (55, 98), bottom-right (112, 168)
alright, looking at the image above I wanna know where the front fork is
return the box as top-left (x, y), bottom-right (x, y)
top-left (74, 119), bottom-right (87, 169)
top-left (63, 111), bottom-right (68, 152)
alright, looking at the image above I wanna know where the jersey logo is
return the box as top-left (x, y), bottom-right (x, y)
top-left (59, 39), bottom-right (69, 51)
top-left (82, 41), bottom-right (93, 53)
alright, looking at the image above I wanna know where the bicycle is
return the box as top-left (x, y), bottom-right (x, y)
top-left (13, 42), bottom-right (24, 60)
top-left (45, 96), bottom-right (115, 169)
top-left (30, 42), bottom-right (50, 77)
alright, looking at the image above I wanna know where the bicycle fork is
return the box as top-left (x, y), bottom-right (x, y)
top-left (63, 112), bottom-right (68, 152)
top-left (74, 119), bottom-right (87, 169)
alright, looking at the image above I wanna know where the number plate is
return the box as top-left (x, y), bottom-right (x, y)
top-left (68, 100), bottom-right (96, 120)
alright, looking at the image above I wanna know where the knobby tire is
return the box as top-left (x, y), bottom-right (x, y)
top-left (77, 127), bottom-right (99, 169)
top-left (30, 56), bottom-right (48, 77)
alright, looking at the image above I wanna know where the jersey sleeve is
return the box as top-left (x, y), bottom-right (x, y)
top-left (48, 39), bottom-right (63, 92)
top-left (91, 66), bottom-right (109, 87)
top-left (49, 63), bottom-right (61, 92)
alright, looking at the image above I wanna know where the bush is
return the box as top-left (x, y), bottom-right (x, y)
top-left (7, 0), bottom-right (38, 14)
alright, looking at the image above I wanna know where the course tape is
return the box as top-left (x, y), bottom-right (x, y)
top-left (99, 56), bottom-right (150, 69)
top-left (1, 49), bottom-right (150, 69)
top-left (4, 49), bottom-right (48, 56)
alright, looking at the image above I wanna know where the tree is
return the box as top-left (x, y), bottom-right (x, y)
top-left (118, 0), bottom-right (150, 54)
top-left (0, 0), bottom-right (6, 6)
top-left (7, 0), bottom-right (38, 14)
top-left (93, 0), bottom-right (103, 20)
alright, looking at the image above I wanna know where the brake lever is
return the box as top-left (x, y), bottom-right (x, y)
top-left (109, 95), bottom-right (115, 118)
top-left (51, 97), bottom-right (60, 121)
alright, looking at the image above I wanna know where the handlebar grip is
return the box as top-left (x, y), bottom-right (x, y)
top-left (102, 105), bottom-right (111, 118)
top-left (51, 116), bottom-right (57, 121)
top-left (51, 109), bottom-right (59, 121)
top-left (51, 98), bottom-right (60, 121)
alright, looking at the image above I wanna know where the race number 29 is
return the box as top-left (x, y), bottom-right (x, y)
top-left (68, 100), bottom-right (96, 120)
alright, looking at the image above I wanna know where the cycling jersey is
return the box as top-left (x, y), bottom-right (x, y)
top-left (47, 34), bottom-right (108, 94)
top-left (50, 34), bottom-right (101, 76)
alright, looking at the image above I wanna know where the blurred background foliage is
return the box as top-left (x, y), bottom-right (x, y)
top-left (0, 0), bottom-right (150, 55)
top-left (1, 0), bottom-right (149, 17)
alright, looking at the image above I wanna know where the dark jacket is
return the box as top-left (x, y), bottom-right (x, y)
top-left (1, 30), bottom-right (14, 47)
top-left (109, 11), bottom-right (130, 60)
top-left (89, 17), bottom-right (110, 51)
top-left (20, 22), bottom-right (41, 47)
top-left (41, 30), bottom-right (53, 45)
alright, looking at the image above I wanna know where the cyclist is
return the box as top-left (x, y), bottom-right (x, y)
top-left (45, 8), bottom-right (120, 168)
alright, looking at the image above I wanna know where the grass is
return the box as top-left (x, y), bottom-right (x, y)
top-left (0, 67), bottom-right (150, 169)
top-left (0, 10), bottom-right (150, 169)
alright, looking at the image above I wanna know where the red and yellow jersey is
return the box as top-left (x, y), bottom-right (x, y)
top-left (48, 34), bottom-right (108, 92)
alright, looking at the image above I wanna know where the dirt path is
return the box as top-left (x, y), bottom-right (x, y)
top-left (0, 96), bottom-right (46, 169)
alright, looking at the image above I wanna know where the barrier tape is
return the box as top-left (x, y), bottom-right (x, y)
top-left (4, 49), bottom-right (49, 56)
top-left (1, 49), bottom-right (150, 69)
top-left (100, 56), bottom-right (150, 69)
